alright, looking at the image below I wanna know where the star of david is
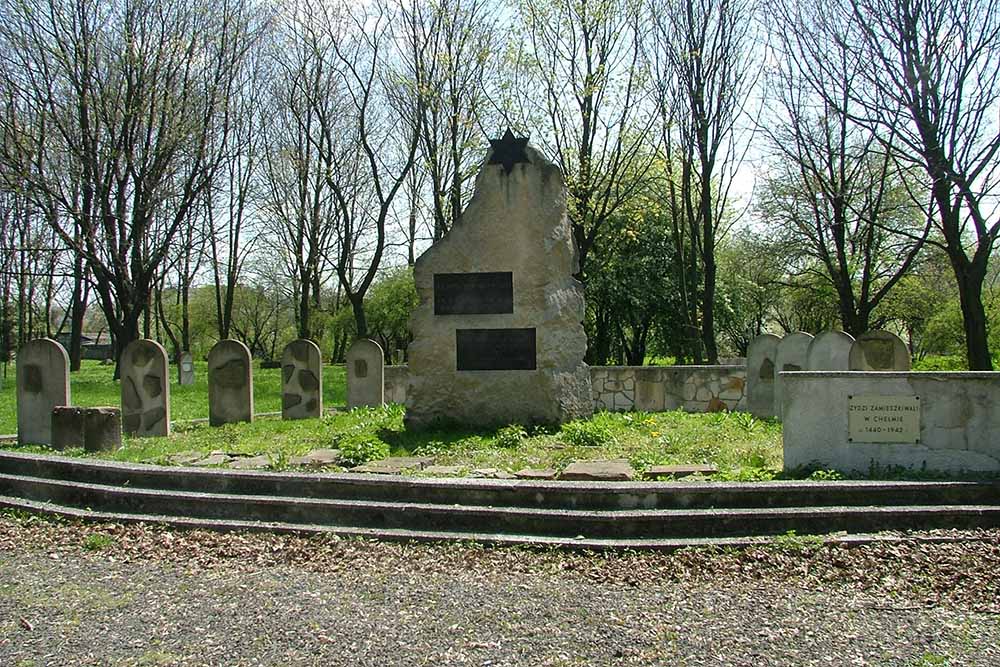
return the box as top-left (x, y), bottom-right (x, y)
top-left (488, 129), bottom-right (531, 174)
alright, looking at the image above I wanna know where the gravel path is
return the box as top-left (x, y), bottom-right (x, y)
top-left (1, 514), bottom-right (998, 666)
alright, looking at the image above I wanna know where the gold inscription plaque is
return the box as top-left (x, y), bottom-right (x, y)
top-left (848, 395), bottom-right (920, 443)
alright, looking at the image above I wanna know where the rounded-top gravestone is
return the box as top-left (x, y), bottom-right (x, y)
top-left (281, 339), bottom-right (323, 420)
top-left (17, 338), bottom-right (70, 446)
top-left (774, 331), bottom-right (814, 420)
top-left (178, 351), bottom-right (195, 386)
top-left (746, 333), bottom-right (781, 418)
top-left (208, 339), bottom-right (254, 426)
top-left (849, 330), bottom-right (911, 371)
top-left (806, 331), bottom-right (855, 371)
top-left (346, 339), bottom-right (384, 409)
top-left (121, 339), bottom-right (170, 437)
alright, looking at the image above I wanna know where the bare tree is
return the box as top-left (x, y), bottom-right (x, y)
top-left (320, 0), bottom-right (422, 338)
top-left (399, 0), bottom-right (499, 241)
top-left (0, 0), bottom-right (262, 376)
top-left (648, 0), bottom-right (762, 363)
top-left (517, 0), bottom-right (656, 281)
top-left (761, 0), bottom-right (929, 336)
top-left (838, 0), bottom-right (1000, 368)
top-left (261, 0), bottom-right (345, 342)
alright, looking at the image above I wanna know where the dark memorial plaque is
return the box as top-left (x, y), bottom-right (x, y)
top-left (434, 272), bottom-right (513, 315)
top-left (456, 328), bottom-right (536, 371)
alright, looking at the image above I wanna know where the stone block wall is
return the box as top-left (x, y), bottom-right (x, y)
top-left (591, 366), bottom-right (746, 413)
top-left (384, 365), bottom-right (746, 414)
top-left (782, 371), bottom-right (1000, 474)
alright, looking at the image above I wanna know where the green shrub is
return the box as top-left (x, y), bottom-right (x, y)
top-left (912, 355), bottom-right (966, 371)
top-left (338, 433), bottom-right (390, 467)
top-left (494, 424), bottom-right (527, 449)
top-left (560, 420), bottom-right (617, 448)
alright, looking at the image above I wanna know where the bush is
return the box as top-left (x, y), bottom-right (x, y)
top-left (560, 420), bottom-right (617, 448)
top-left (338, 433), bottom-right (390, 467)
top-left (494, 424), bottom-right (527, 449)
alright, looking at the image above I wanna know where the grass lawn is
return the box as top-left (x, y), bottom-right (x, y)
top-left (0, 359), bottom-right (346, 434)
top-left (1, 359), bottom-right (789, 480)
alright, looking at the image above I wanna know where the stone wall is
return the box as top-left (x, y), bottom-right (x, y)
top-left (782, 371), bottom-right (1000, 474)
top-left (591, 366), bottom-right (746, 413)
top-left (385, 365), bottom-right (746, 414)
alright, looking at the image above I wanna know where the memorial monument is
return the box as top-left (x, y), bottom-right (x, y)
top-left (405, 130), bottom-right (592, 428)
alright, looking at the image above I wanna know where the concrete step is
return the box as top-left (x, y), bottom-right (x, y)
top-left (3, 471), bottom-right (999, 540)
top-left (2, 451), bottom-right (998, 512)
top-left (0, 495), bottom-right (988, 552)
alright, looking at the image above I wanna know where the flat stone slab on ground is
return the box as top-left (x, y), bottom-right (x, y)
top-left (288, 449), bottom-right (342, 467)
top-left (350, 456), bottom-right (435, 474)
top-left (192, 453), bottom-right (233, 467)
top-left (421, 465), bottom-right (464, 476)
top-left (229, 454), bottom-right (273, 470)
top-left (560, 459), bottom-right (635, 481)
top-left (515, 468), bottom-right (558, 480)
top-left (165, 451), bottom-right (206, 466)
top-left (645, 464), bottom-right (719, 479)
top-left (470, 468), bottom-right (516, 479)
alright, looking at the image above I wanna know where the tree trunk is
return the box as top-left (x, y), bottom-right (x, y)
top-left (67, 257), bottom-right (88, 372)
top-left (953, 263), bottom-right (992, 370)
top-left (350, 293), bottom-right (368, 340)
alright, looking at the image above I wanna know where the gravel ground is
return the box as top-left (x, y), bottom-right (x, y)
top-left (1, 514), bottom-right (998, 666)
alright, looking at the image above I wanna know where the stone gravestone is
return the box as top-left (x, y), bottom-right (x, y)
top-left (746, 333), bottom-right (781, 418)
top-left (121, 339), bottom-right (170, 437)
top-left (281, 339), bottom-right (323, 419)
top-left (178, 351), bottom-right (195, 386)
top-left (774, 331), bottom-right (814, 420)
top-left (17, 338), bottom-right (70, 446)
top-left (849, 330), bottom-right (911, 371)
top-left (405, 130), bottom-right (592, 428)
top-left (208, 339), bottom-right (254, 426)
top-left (806, 331), bottom-right (855, 371)
top-left (346, 339), bottom-right (384, 409)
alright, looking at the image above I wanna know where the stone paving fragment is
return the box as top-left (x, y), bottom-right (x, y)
top-left (350, 456), bottom-right (435, 474)
top-left (287, 449), bottom-right (342, 467)
top-left (645, 464), bottom-right (719, 479)
top-left (192, 453), bottom-right (233, 467)
top-left (228, 454), bottom-right (273, 470)
top-left (165, 451), bottom-right (205, 465)
top-left (560, 459), bottom-right (635, 481)
top-left (514, 468), bottom-right (558, 480)
top-left (422, 465), bottom-right (464, 476)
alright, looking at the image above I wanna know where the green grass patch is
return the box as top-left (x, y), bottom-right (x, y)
top-left (3, 400), bottom-right (785, 479)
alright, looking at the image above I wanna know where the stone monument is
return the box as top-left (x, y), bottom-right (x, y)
top-left (121, 339), bottom-right (170, 437)
top-left (208, 339), bottom-right (254, 426)
top-left (849, 330), bottom-right (911, 370)
top-left (806, 331), bottom-right (855, 371)
top-left (281, 339), bottom-right (323, 419)
top-left (405, 130), bottom-right (592, 428)
top-left (774, 331), bottom-right (814, 420)
top-left (178, 351), bottom-right (195, 386)
top-left (17, 338), bottom-right (70, 446)
top-left (746, 333), bottom-right (781, 418)
top-left (346, 339), bottom-right (384, 409)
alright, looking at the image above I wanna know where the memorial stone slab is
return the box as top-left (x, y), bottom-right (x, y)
top-left (178, 351), bottom-right (195, 386)
top-left (849, 330), bottom-right (911, 371)
top-left (17, 338), bottom-right (70, 446)
top-left (746, 334), bottom-right (781, 418)
top-left (208, 339), bottom-right (254, 426)
top-left (121, 339), bottom-right (170, 437)
top-left (806, 331), bottom-right (855, 371)
top-left (346, 339), bottom-right (385, 409)
top-left (405, 131), bottom-right (592, 428)
top-left (281, 339), bottom-right (323, 419)
top-left (774, 331), bottom-right (814, 420)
